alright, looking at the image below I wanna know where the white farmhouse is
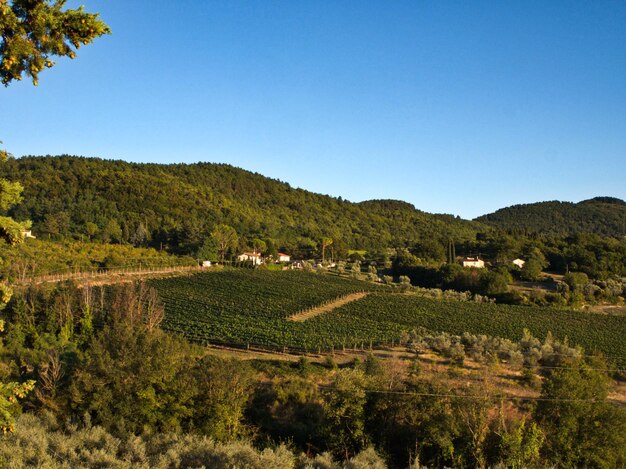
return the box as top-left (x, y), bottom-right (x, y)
top-left (512, 258), bottom-right (526, 269)
top-left (21, 230), bottom-right (36, 239)
top-left (461, 257), bottom-right (485, 268)
top-left (277, 253), bottom-right (291, 263)
top-left (237, 251), bottom-right (263, 265)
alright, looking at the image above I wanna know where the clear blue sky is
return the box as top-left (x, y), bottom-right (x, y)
top-left (2, 1), bottom-right (625, 219)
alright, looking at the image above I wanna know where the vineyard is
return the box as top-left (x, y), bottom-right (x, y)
top-left (150, 269), bottom-right (380, 347)
top-left (151, 269), bottom-right (626, 365)
top-left (306, 293), bottom-right (626, 365)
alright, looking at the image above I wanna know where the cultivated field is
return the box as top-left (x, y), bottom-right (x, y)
top-left (151, 269), bottom-right (626, 365)
top-left (150, 269), bottom-right (376, 348)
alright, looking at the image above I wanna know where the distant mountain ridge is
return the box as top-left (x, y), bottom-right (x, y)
top-left (475, 197), bottom-right (626, 237)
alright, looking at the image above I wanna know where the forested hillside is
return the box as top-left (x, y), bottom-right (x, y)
top-left (476, 197), bottom-right (626, 237)
top-left (0, 155), bottom-right (484, 255)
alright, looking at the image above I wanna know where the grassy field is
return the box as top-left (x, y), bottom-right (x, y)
top-left (151, 269), bottom-right (626, 365)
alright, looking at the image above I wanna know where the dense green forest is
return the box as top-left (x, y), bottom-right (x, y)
top-left (0, 155), bottom-right (483, 256)
top-left (476, 197), bottom-right (626, 237)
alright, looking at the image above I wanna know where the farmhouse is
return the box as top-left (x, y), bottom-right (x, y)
top-left (512, 258), bottom-right (526, 269)
top-left (21, 230), bottom-right (36, 239)
top-left (461, 257), bottom-right (485, 268)
top-left (277, 252), bottom-right (290, 262)
top-left (237, 251), bottom-right (263, 265)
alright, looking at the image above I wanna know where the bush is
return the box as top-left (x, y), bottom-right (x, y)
top-left (1, 414), bottom-right (390, 469)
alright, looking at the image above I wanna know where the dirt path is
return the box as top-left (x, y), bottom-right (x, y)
top-left (582, 304), bottom-right (626, 316)
top-left (288, 292), bottom-right (368, 322)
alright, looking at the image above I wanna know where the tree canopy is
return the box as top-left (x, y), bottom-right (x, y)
top-left (476, 199), bottom-right (626, 238)
top-left (0, 155), bottom-right (484, 256)
top-left (0, 0), bottom-right (110, 86)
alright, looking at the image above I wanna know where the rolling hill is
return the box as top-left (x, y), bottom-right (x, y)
top-left (0, 155), bottom-right (484, 255)
top-left (475, 197), bottom-right (626, 237)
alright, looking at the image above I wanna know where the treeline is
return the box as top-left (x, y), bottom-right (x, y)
top-left (0, 281), bottom-right (624, 467)
top-left (0, 155), bottom-right (482, 257)
top-left (391, 230), bottom-right (626, 290)
top-left (476, 197), bottom-right (626, 238)
top-left (392, 260), bottom-right (626, 306)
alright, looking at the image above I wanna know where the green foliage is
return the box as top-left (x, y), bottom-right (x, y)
top-left (476, 198), bottom-right (626, 238)
top-left (480, 267), bottom-right (512, 295)
top-left (101, 219), bottom-right (122, 244)
top-left (322, 294), bottom-right (625, 366)
top-left (363, 353), bottom-right (384, 378)
top-left (322, 368), bottom-right (369, 459)
top-left (0, 155), bottom-right (484, 255)
top-left (535, 358), bottom-right (626, 467)
top-left (70, 284), bottom-right (196, 433)
top-left (212, 224), bottom-right (238, 262)
top-left (0, 177), bottom-right (22, 212)
top-left (497, 419), bottom-right (544, 468)
top-left (84, 221), bottom-right (98, 240)
top-left (519, 257), bottom-right (543, 281)
top-left (563, 271), bottom-right (589, 290)
top-left (324, 355), bottom-right (338, 370)
top-left (0, 376), bottom-right (34, 433)
top-left (412, 237), bottom-right (446, 262)
top-left (0, 412), bottom-right (393, 468)
top-left (248, 376), bottom-right (325, 453)
top-left (519, 248), bottom-right (548, 281)
top-left (0, 238), bottom-right (191, 280)
top-left (0, 278), bottom-right (625, 467)
top-left (399, 275), bottom-right (411, 285)
top-left (0, 413), bottom-right (303, 468)
top-left (0, 148), bottom-right (34, 432)
top-left (192, 356), bottom-right (254, 441)
top-left (0, 151), bottom-right (29, 246)
top-left (0, 317), bottom-right (35, 433)
top-left (2, 156), bottom-right (624, 277)
top-left (197, 235), bottom-right (219, 262)
top-left (0, 0), bottom-right (110, 86)
top-left (365, 378), bottom-right (461, 467)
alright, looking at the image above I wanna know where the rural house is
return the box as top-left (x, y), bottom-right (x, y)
top-left (512, 258), bottom-right (526, 269)
top-left (237, 251), bottom-right (263, 265)
top-left (21, 230), bottom-right (36, 239)
top-left (461, 257), bottom-right (485, 268)
top-left (277, 253), bottom-right (291, 262)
